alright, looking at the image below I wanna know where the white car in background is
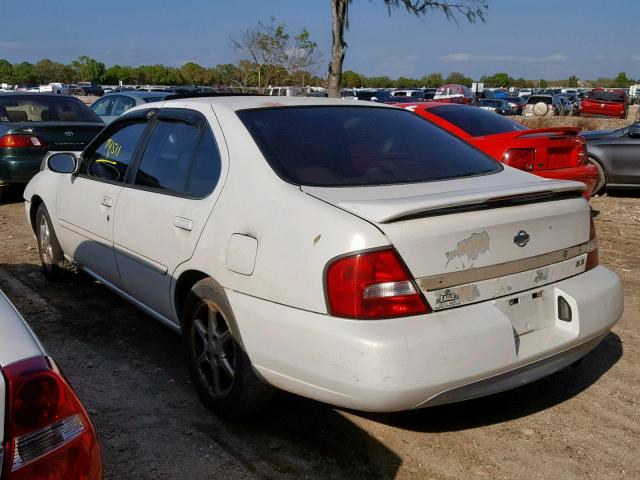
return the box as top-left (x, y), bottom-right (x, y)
top-left (0, 289), bottom-right (102, 479)
top-left (24, 96), bottom-right (623, 418)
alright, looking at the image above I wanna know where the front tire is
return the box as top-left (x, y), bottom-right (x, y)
top-left (183, 278), bottom-right (275, 419)
top-left (35, 203), bottom-right (68, 281)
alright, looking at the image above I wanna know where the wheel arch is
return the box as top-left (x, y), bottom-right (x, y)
top-left (28, 195), bottom-right (44, 233)
top-left (173, 270), bottom-right (246, 350)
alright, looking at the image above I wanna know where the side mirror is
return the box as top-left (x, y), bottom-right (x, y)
top-left (47, 152), bottom-right (77, 174)
top-left (629, 126), bottom-right (640, 138)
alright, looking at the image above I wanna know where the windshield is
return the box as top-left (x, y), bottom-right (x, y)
top-left (237, 106), bottom-right (501, 187)
top-left (0, 95), bottom-right (101, 122)
top-left (428, 104), bottom-right (527, 137)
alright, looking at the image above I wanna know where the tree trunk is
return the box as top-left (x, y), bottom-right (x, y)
top-left (328, 0), bottom-right (348, 98)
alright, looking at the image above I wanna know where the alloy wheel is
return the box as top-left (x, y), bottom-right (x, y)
top-left (190, 301), bottom-right (237, 399)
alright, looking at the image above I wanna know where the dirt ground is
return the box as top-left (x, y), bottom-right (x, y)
top-left (0, 188), bottom-right (638, 480)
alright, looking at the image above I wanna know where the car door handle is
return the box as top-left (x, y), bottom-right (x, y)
top-left (100, 196), bottom-right (113, 207)
top-left (174, 217), bottom-right (193, 231)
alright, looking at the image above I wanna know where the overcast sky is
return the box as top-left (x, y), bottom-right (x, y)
top-left (1, 0), bottom-right (638, 80)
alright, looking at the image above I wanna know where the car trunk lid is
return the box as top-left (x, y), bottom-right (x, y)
top-left (7, 122), bottom-right (104, 151)
top-left (305, 170), bottom-right (590, 312)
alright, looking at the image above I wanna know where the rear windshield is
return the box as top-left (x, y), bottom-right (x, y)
top-left (237, 106), bottom-right (501, 187)
top-left (527, 96), bottom-right (553, 105)
top-left (0, 95), bottom-right (101, 122)
top-left (588, 91), bottom-right (625, 103)
top-left (427, 104), bottom-right (527, 137)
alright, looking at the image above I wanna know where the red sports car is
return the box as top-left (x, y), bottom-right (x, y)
top-left (396, 102), bottom-right (598, 197)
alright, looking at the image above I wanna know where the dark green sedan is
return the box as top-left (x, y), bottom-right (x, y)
top-left (0, 93), bottom-right (104, 200)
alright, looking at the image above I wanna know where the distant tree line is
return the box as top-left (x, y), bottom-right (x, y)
top-left (341, 70), bottom-right (639, 89)
top-left (0, 56), bottom-right (323, 89)
top-left (0, 55), bottom-right (636, 90)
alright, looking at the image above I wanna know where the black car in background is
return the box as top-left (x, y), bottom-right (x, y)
top-left (583, 122), bottom-right (640, 193)
top-left (476, 98), bottom-right (515, 116)
top-left (505, 96), bottom-right (526, 115)
top-left (76, 82), bottom-right (104, 96)
top-left (0, 93), bottom-right (104, 199)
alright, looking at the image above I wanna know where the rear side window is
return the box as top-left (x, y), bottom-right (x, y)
top-left (91, 97), bottom-right (114, 116)
top-left (81, 122), bottom-right (147, 182)
top-left (111, 96), bottom-right (136, 116)
top-left (428, 105), bottom-right (527, 137)
top-left (134, 119), bottom-right (221, 196)
top-left (238, 106), bottom-right (501, 187)
top-left (187, 129), bottom-right (222, 197)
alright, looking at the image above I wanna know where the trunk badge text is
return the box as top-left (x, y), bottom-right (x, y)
top-left (513, 230), bottom-right (530, 247)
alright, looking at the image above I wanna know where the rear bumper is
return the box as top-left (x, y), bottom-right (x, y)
top-left (579, 108), bottom-right (626, 119)
top-left (0, 156), bottom-right (43, 185)
top-left (534, 164), bottom-right (598, 197)
top-left (229, 266), bottom-right (623, 412)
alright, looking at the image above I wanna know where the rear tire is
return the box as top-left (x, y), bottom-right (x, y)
top-left (589, 157), bottom-right (606, 195)
top-left (183, 278), bottom-right (275, 419)
top-left (35, 203), bottom-right (69, 281)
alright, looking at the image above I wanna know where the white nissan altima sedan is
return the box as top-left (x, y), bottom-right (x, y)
top-left (0, 289), bottom-right (102, 478)
top-left (23, 96), bottom-right (623, 418)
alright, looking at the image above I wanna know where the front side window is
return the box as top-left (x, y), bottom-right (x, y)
top-left (238, 106), bottom-right (501, 187)
top-left (80, 122), bottom-right (147, 182)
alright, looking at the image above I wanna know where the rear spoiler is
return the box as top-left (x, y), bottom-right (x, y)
top-left (512, 127), bottom-right (581, 139)
top-left (332, 180), bottom-right (586, 224)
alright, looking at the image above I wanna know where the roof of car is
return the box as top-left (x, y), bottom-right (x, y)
top-left (106, 90), bottom-right (168, 98)
top-left (159, 95), bottom-right (393, 111)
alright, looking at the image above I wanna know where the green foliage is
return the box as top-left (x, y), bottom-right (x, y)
top-left (341, 70), bottom-right (364, 87)
top-left (12, 62), bottom-right (36, 85)
top-left (567, 75), bottom-right (579, 88)
top-left (70, 56), bottom-right (106, 83)
top-left (420, 73), bottom-right (443, 87)
top-left (0, 59), bottom-right (14, 83)
top-left (613, 72), bottom-right (633, 88)
top-left (480, 72), bottom-right (513, 87)
top-left (445, 71), bottom-right (473, 86)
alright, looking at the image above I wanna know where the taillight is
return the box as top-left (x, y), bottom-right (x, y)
top-left (576, 138), bottom-right (588, 165)
top-left (502, 149), bottom-right (535, 170)
top-left (586, 216), bottom-right (599, 271)
top-left (1, 356), bottom-right (102, 480)
top-left (325, 248), bottom-right (430, 319)
top-left (0, 134), bottom-right (48, 148)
